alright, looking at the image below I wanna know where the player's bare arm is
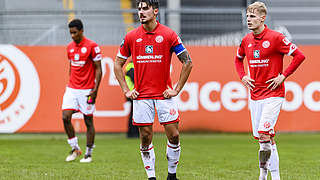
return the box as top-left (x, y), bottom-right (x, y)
top-left (163, 51), bottom-right (193, 99)
top-left (88, 60), bottom-right (102, 104)
top-left (266, 74), bottom-right (286, 91)
top-left (114, 56), bottom-right (139, 99)
top-left (241, 75), bottom-right (255, 91)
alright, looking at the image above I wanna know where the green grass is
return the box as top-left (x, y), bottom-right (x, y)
top-left (0, 133), bottom-right (319, 180)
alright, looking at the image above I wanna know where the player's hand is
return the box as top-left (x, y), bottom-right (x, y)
top-left (125, 89), bottom-right (139, 100)
top-left (163, 86), bottom-right (178, 99)
top-left (241, 75), bottom-right (255, 91)
top-left (266, 74), bottom-right (286, 91)
top-left (87, 90), bottom-right (97, 104)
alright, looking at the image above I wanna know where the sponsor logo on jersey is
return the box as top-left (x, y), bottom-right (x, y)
top-left (94, 46), bottom-right (100, 53)
top-left (155, 35), bottom-right (163, 43)
top-left (282, 37), bottom-right (290, 45)
top-left (136, 55), bottom-right (163, 60)
top-left (145, 45), bottom-right (153, 54)
top-left (249, 59), bottom-right (270, 64)
top-left (74, 54), bottom-right (80, 60)
top-left (290, 44), bottom-right (297, 51)
top-left (136, 38), bottom-right (142, 43)
top-left (0, 45), bottom-right (40, 133)
top-left (71, 60), bottom-right (86, 67)
top-left (287, 44), bottom-right (297, 56)
top-left (81, 47), bottom-right (87, 53)
top-left (262, 41), bottom-right (270, 48)
top-left (253, 50), bottom-right (260, 58)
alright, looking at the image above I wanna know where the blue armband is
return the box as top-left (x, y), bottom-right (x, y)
top-left (172, 44), bottom-right (186, 55)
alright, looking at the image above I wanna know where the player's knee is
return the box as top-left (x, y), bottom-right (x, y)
top-left (84, 119), bottom-right (93, 128)
top-left (259, 141), bottom-right (271, 151)
top-left (259, 133), bottom-right (270, 141)
top-left (168, 132), bottom-right (179, 145)
top-left (140, 132), bottom-right (151, 140)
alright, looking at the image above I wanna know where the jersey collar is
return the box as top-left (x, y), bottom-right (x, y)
top-left (253, 25), bottom-right (268, 40)
top-left (141, 21), bottom-right (160, 34)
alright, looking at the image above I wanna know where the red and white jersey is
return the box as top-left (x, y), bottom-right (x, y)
top-left (117, 23), bottom-right (185, 100)
top-left (236, 25), bottom-right (298, 100)
top-left (67, 36), bottom-right (102, 89)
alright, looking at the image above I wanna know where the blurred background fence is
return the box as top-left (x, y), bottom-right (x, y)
top-left (0, 0), bottom-right (319, 46)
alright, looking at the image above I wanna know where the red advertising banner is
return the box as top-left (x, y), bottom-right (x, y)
top-left (0, 45), bottom-right (319, 133)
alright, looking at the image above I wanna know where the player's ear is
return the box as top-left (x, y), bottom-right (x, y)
top-left (260, 15), bottom-right (266, 22)
top-left (154, 8), bottom-right (159, 16)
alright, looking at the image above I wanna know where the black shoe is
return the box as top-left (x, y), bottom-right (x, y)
top-left (148, 177), bottom-right (156, 180)
top-left (167, 173), bottom-right (179, 180)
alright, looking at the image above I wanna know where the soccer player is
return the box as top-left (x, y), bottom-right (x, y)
top-left (235, 2), bottom-right (305, 180)
top-left (62, 19), bottom-right (102, 163)
top-left (114, 0), bottom-right (193, 179)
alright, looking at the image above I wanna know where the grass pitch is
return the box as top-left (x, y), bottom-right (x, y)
top-left (0, 133), bottom-right (319, 180)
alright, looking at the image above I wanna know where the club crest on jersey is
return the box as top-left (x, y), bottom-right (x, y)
top-left (136, 38), bottom-right (142, 42)
top-left (264, 121), bottom-right (271, 129)
top-left (145, 45), bottom-right (153, 54)
top-left (80, 47), bottom-right (87, 53)
top-left (70, 49), bottom-right (74, 53)
top-left (170, 109), bottom-right (176, 116)
top-left (74, 54), bottom-right (80, 60)
top-left (248, 44), bottom-right (252, 48)
top-left (155, 35), bottom-right (163, 43)
top-left (253, 50), bottom-right (260, 58)
top-left (262, 41), bottom-right (270, 48)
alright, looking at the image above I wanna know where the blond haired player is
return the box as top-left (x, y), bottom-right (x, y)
top-left (235, 2), bottom-right (305, 180)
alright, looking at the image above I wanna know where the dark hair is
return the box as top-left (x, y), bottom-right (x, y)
top-left (136, 0), bottom-right (159, 9)
top-left (68, 19), bottom-right (83, 31)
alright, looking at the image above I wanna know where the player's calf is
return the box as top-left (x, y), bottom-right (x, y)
top-left (166, 141), bottom-right (180, 176)
top-left (140, 143), bottom-right (156, 179)
top-left (259, 141), bottom-right (272, 168)
top-left (259, 140), bottom-right (271, 180)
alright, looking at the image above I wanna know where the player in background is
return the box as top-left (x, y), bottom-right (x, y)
top-left (235, 2), bottom-right (305, 180)
top-left (114, 0), bottom-right (192, 179)
top-left (62, 19), bottom-right (102, 163)
top-left (125, 60), bottom-right (140, 138)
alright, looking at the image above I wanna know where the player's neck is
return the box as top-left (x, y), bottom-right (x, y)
top-left (143, 19), bottom-right (158, 32)
top-left (252, 24), bottom-right (265, 35)
top-left (74, 36), bottom-right (84, 44)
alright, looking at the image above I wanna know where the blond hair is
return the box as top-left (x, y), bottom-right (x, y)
top-left (247, 1), bottom-right (267, 16)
